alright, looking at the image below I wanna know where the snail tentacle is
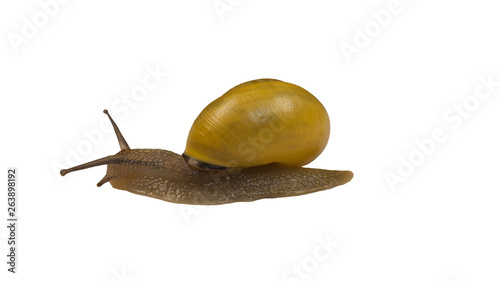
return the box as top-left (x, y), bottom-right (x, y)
top-left (60, 155), bottom-right (119, 177)
top-left (103, 109), bottom-right (130, 151)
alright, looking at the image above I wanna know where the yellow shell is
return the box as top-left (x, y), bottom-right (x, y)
top-left (183, 79), bottom-right (330, 168)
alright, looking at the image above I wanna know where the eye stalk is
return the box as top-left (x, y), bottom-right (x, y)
top-left (103, 109), bottom-right (130, 151)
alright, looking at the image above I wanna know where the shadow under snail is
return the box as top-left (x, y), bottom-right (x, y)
top-left (60, 79), bottom-right (353, 205)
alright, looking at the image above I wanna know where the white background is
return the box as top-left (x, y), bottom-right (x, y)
top-left (1, 0), bottom-right (500, 280)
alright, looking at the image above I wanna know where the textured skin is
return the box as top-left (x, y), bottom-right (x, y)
top-left (104, 149), bottom-right (353, 205)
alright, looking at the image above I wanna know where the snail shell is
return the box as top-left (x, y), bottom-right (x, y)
top-left (183, 79), bottom-right (330, 169)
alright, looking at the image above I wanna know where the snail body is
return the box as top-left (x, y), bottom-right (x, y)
top-left (60, 79), bottom-right (353, 205)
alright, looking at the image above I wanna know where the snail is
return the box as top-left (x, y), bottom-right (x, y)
top-left (60, 79), bottom-right (353, 205)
